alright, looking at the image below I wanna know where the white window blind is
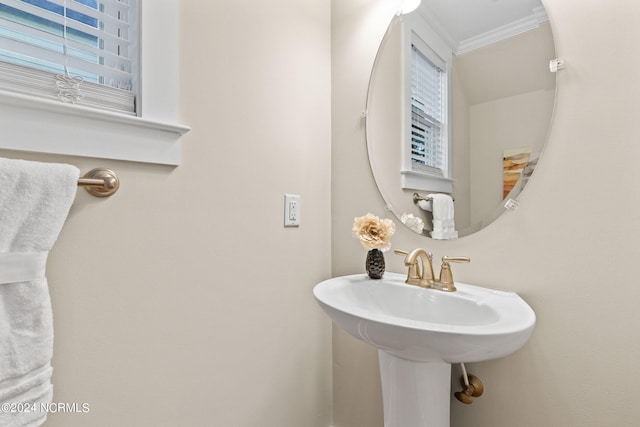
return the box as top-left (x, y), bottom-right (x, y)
top-left (0, 0), bottom-right (137, 114)
top-left (410, 43), bottom-right (446, 177)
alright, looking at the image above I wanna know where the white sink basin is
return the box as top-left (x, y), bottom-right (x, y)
top-left (314, 272), bottom-right (536, 426)
top-left (313, 272), bottom-right (536, 363)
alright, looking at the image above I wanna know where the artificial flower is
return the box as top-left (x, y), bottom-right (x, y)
top-left (352, 213), bottom-right (396, 251)
top-left (401, 213), bottom-right (424, 234)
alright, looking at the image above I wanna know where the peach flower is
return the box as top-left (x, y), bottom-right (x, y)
top-left (352, 213), bottom-right (396, 251)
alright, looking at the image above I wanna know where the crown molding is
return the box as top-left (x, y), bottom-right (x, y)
top-left (457, 7), bottom-right (549, 55)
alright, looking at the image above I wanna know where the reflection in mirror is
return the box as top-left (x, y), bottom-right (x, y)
top-left (366, 0), bottom-right (556, 239)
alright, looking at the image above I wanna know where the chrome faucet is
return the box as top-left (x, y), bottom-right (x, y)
top-left (395, 249), bottom-right (470, 292)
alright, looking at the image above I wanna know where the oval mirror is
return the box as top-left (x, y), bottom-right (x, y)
top-left (366, 0), bottom-right (556, 238)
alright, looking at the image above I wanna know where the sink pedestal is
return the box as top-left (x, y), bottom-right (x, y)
top-left (379, 350), bottom-right (451, 427)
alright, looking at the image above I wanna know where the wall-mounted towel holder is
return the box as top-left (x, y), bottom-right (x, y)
top-left (413, 192), bottom-right (455, 203)
top-left (78, 168), bottom-right (119, 198)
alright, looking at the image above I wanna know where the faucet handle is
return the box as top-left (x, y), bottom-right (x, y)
top-left (438, 256), bottom-right (471, 291)
top-left (442, 256), bottom-right (470, 264)
top-left (394, 249), bottom-right (423, 285)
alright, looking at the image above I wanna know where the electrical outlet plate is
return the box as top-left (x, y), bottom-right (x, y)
top-left (284, 194), bottom-right (300, 227)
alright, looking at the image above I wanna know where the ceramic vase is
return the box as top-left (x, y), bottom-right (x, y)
top-left (366, 248), bottom-right (385, 279)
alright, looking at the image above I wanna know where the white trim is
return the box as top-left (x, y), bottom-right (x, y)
top-left (0, 0), bottom-right (189, 165)
top-left (139, 0), bottom-right (179, 124)
top-left (0, 90), bottom-right (189, 134)
top-left (457, 7), bottom-right (549, 55)
top-left (401, 170), bottom-right (453, 192)
top-left (0, 90), bottom-right (187, 165)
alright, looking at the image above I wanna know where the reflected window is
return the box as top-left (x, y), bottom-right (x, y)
top-left (410, 43), bottom-right (446, 177)
top-left (401, 26), bottom-right (452, 193)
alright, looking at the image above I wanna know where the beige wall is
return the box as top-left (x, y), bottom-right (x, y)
top-left (0, 1), bottom-right (332, 426)
top-left (4, 0), bottom-right (640, 425)
top-left (470, 89), bottom-right (555, 224)
top-left (332, 1), bottom-right (640, 427)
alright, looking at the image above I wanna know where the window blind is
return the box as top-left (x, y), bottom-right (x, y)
top-left (0, 0), bottom-right (137, 114)
top-left (410, 43), bottom-right (445, 177)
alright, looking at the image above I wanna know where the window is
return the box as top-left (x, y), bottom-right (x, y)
top-left (410, 43), bottom-right (446, 177)
top-left (401, 20), bottom-right (453, 193)
top-left (0, 0), bottom-right (137, 114)
top-left (0, 0), bottom-right (188, 165)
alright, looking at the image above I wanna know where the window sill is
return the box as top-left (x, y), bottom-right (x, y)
top-left (0, 90), bottom-right (190, 165)
top-left (401, 170), bottom-right (453, 193)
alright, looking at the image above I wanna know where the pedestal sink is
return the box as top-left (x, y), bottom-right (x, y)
top-left (313, 273), bottom-right (535, 427)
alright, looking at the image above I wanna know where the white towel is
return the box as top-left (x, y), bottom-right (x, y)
top-left (0, 158), bottom-right (78, 427)
top-left (416, 199), bottom-right (432, 212)
top-left (428, 194), bottom-right (457, 240)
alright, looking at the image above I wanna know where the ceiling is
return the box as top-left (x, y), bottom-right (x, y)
top-left (416, 0), bottom-right (547, 53)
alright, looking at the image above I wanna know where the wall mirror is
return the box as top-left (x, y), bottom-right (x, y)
top-left (366, 0), bottom-right (556, 238)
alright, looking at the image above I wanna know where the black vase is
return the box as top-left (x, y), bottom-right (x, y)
top-left (366, 248), bottom-right (385, 279)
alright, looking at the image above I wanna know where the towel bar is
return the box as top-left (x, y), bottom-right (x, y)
top-left (78, 168), bottom-right (119, 198)
top-left (413, 192), bottom-right (455, 203)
